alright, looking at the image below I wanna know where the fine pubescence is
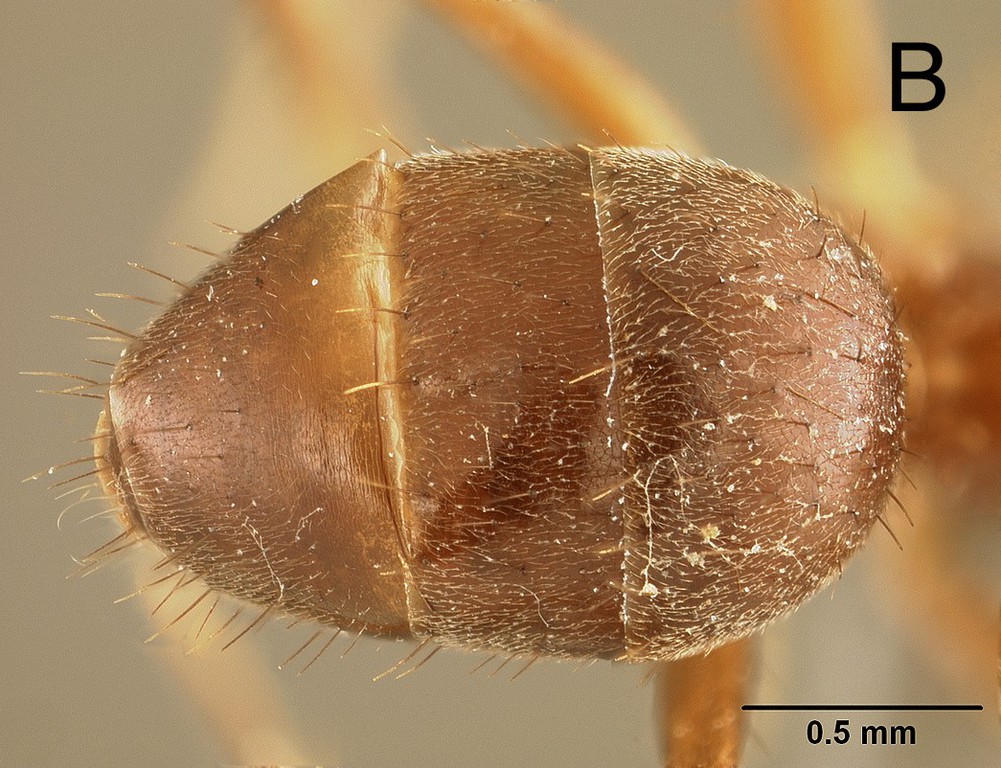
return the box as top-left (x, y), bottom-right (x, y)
top-left (95, 147), bottom-right (905, 660)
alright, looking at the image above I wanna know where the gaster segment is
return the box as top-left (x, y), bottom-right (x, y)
top-left (96, 147), bottom-right (905, 660)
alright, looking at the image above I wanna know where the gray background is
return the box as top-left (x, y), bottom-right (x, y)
top-left (4, 2), bottom-right (999, 766)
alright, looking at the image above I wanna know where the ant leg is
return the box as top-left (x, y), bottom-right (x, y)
top-left (745, 0), bottom-right (958, 273)
top-left (249, 0), bottom-right (403, 162)
top-left (883, 476), bottom-right (996, 707)
top-left (423, 0), bottom-right (703, 151)
top-left (654, 639), bottom-right (753, 768)
top-left (128, 552), bottom-right (313, 764)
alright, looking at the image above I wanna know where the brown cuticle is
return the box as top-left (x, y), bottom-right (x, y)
top-left (94, 147), bottom-right (904, 660)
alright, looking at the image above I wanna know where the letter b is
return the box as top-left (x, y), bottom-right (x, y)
top-left (892, 42), bottom-right (945, 111)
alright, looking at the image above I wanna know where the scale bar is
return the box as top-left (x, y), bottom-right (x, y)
top-left (742, 704), bottom-right (983, 712)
